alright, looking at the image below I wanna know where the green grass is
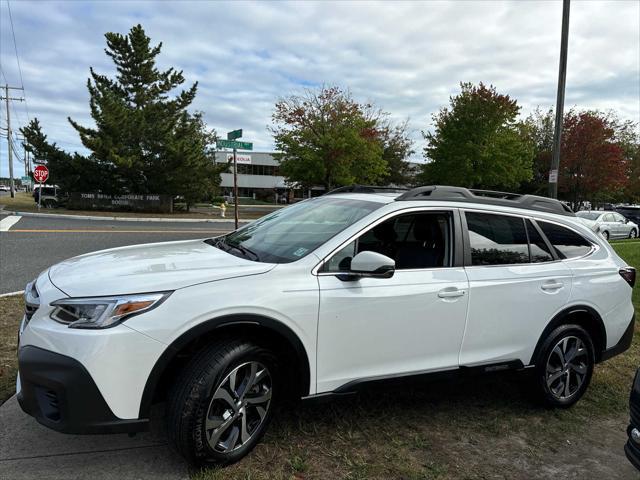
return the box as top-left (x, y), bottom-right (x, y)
top-left (0, 295), bottom-right (22, 405)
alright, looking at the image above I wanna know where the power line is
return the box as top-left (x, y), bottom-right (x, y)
top-left (5, 1), bottom-right (31, 121)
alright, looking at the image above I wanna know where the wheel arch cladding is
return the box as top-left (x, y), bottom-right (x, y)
top-left (138, 314), bottom-right (311, 418)
top-left (531, 306), bottom-right (607, 365)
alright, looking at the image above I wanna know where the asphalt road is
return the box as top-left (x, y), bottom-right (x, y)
top-left (0, 213), bottom-right (237, 294)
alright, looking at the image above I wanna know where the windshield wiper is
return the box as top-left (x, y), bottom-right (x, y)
top-left (227, 241), bottom-right (260, 261)
top-left (207, 237), bottom-right (260, 261)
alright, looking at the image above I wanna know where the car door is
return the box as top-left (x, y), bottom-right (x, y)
top-left (315, 209), bottom-right (469, 393)
top-left (613, 213), bottom-right (629, 237)
top-left (602, 213), bottom-right (617, 238)
top-left (459, 211), bottom-right (573, 367)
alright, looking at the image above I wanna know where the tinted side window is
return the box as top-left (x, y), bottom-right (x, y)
top-left (322, 212), bottom-right (452, 272)
top-left (466, 212), bottom-right (529, 265)
top-left (526, 220), bottom-right (553, 262)
top-left (537, 221), bottom-right (592, 259)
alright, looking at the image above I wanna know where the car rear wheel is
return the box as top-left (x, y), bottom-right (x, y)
top-left (534, 325), bottom-right (595, 408)
top-left (630, 229), bottom-right (638, 239)
top-left (166, 339), bottom-right (277, 465)
top-left (602, 230), bottom-right (610, 240)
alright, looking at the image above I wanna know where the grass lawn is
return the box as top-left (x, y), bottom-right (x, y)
top-left (0, 240), bottom-right (638, 479)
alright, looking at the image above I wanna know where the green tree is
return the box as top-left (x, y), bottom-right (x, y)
top-left (270, 86), bottom-right (388, 191)
top-left (378, 119), bottom-right (414, 186)
top-left (419, 82), bottom-right (533, 190)
top-left (20, 119), bottom-right (114, 193)
top-left (67, 24), bottom-right (224, 206)
top-left (520, 107), bottom-right (555, 195)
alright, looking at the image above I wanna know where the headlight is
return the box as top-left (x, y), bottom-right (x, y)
top-left (50, 292), bottom-right (171, 329)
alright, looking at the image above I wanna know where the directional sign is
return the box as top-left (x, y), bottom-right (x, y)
top-left (227, 129), bottom-right (242, 140)
top-left (33, 165), bottom-right (49, 183)
top-left (217, 139), bottom-right (253, 150)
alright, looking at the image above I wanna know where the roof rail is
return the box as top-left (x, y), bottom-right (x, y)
top-left (325, 185), bottom-right (409, 195)
top-left (395, 185), bottom-right (575, 217)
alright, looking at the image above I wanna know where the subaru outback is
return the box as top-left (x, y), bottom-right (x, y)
top-left (16, 185), bottom-right (636, 465)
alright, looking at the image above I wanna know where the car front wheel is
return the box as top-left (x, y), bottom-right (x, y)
top-left (534, 325), bottom-right (595, 408)
top-left (166, 339), bottom-right (277, 465)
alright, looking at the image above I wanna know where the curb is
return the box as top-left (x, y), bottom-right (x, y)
top-left (4, 211), bottom-right (251, 223)
top-left (0, 290), bottom-right (24, 298)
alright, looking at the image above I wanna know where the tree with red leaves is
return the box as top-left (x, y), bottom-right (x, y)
top-left (558, 110), bottom-right (629, 208)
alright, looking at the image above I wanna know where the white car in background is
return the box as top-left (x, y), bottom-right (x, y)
top-left (576, 211), bottom-right (639, 240)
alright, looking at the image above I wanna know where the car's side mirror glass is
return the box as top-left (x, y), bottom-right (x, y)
top-left (346, 251), bottom-right (395, 279)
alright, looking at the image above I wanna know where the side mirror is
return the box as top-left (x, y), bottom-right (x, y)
top-left (347, 251), bottom-right (395, 279)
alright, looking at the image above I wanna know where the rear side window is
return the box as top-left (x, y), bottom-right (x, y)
top-left (466, 212), bottom-right (529, 265)
top-left (526, 220), bottom-right (553, 262)
top-left (537, 221), bottom-right (593, 259)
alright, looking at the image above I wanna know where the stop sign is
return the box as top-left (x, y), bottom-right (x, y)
top-left (33, 165), bottom-right (49, 184)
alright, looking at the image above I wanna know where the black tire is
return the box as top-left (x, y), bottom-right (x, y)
top-left (166, 339), bottom-right (278, 465)
top-left (533, 324), bottom-right (595, 408)
top-left (602, 230), bottom-right (610, 240)
top-left (630, 228), bottom-right (638, 239)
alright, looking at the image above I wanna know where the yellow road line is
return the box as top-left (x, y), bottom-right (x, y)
top-left (8, 229), bottom-right (231, 233)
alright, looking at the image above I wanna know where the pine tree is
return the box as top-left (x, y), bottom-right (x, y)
top-left (68, 24), bottom-right (223, 204)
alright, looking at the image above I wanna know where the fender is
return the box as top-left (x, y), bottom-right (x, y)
top-left (138, 314), bottom-right (311, 418)
top-left (530, 305), bottom-right (607, 365)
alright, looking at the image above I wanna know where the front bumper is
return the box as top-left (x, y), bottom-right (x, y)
top-left (17, 345), bottom-right (148, 434)
top-left (626, 369), bottom-right (640, 471)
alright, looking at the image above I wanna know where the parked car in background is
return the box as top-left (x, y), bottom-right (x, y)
top-left (32, 185), bottom-right (61, 208)
top-left (626, 369), bottom-right (640, 471)
top-left (576, 211), bottom-right (638, 240)
top-left (17, 186), bottom-right (637, 465)
top-left (0, 184), bottom-right (10, 192)
top-left (616, 206), bottom-right (640, 227)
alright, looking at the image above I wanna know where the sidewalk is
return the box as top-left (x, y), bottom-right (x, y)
top-left (0, 396), bottom-right (188, 479)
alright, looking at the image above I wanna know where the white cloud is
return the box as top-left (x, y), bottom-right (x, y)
top-left (1, 0), bottom-right (638, 175)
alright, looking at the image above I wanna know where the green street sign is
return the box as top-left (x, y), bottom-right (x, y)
top-left (21, 176), bottom-right (31, 182)
top-left (227, 129), bottom-right (242, 140)
top-left (217, 139), bottom-right (253, 150)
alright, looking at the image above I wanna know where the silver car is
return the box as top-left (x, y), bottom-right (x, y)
top-left (576, 211), bottom-right (639, 240)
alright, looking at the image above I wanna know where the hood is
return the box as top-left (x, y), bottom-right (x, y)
top-left (48, 239), bottom-right (275, 297)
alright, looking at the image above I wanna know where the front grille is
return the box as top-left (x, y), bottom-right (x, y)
top-left (24, 304), bottom-right (38, 321)
top-left (23, 280), bottom-right (40, 324)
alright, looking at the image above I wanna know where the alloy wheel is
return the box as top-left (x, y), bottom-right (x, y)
top-left (205, 361), bottom-right (272, 453)
top-left (545, 336), bottom-right (589, 400)
top-left (630, 229), bottom-right (638, 239)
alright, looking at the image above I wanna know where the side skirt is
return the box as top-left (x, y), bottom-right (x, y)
top-left (303, 360), bottom-right (526, 402)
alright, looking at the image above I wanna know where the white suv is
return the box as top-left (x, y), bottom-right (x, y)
top-left (17, 186), bottom-right (636, 465)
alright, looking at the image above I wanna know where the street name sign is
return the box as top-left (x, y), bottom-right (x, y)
top-left (217, 139), bottom-right (253, 150)
top-left (227, 129), bottom-right (242, 140)
top-left (33, 165), bottom-right (49, 183)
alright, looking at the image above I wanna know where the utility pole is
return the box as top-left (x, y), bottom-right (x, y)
top-left (1, 84), bottom-right (25, 198)
top-left (549, 0), bottom-right (570, 199)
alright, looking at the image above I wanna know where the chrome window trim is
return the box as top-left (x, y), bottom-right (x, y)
top-left (311, 206), bottom-right (457, 276)
top-left (460, 208), bottom-right (598, 267)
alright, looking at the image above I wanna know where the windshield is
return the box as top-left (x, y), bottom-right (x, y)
top-left (576, 212), bottom-right (601, 220)
top-left (215, 197), bottom-right (383, 263)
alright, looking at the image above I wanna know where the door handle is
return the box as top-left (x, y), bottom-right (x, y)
top-left (438, 288), bottom-right (466, 299)
top-left (541, 281), bottom-right (564, 291)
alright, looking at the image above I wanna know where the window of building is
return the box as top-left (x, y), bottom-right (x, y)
top-left (537, 221), bottom-right (593, 259)
top-left (466, 212), bottom-right (529, 265)
top-left (322, 212), bottom-right (452, 272)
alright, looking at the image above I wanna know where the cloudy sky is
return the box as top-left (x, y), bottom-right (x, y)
top-left (1, 0), bottom-right (639, 177)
